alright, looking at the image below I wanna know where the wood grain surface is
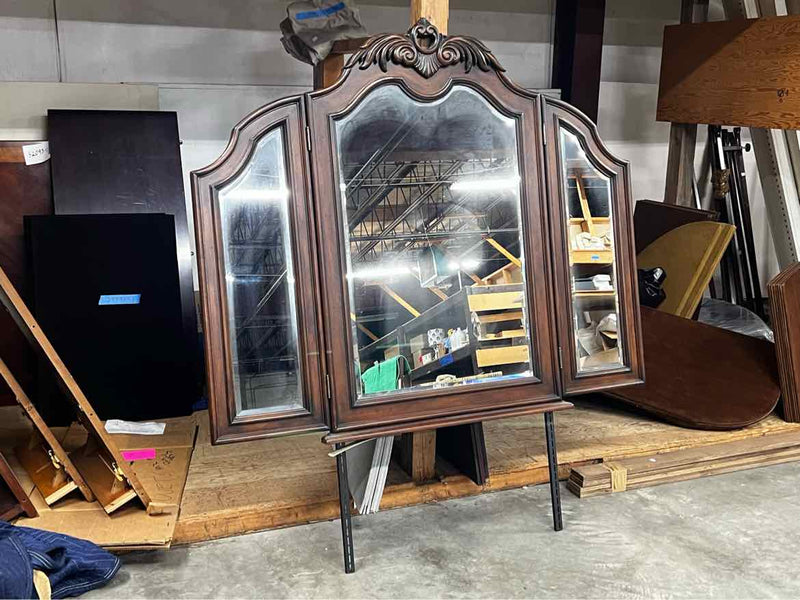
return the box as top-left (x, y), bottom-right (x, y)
top-left (173, 401), bottom-right (799, 544)
top-left (0, 141), bottom-right (52, 406)
top-left (658, 16), bottom-right (800, 129)
top-left (607, 307), bottom-right (780, 429)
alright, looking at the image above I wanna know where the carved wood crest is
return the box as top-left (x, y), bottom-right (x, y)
top-left (345, 18), bottom-right (505, 79)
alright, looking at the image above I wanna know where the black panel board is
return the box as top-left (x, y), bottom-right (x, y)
top-left (26, 214), bottom-right (197, 423)
top-left (47, 109), bottom-right (200, 395)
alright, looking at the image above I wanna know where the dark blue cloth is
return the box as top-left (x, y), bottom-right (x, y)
top-left (0, 521), bottom-right (120, 598)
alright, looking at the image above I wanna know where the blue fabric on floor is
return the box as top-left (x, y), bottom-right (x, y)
top-left (0, 521), bottom-right (120, 598)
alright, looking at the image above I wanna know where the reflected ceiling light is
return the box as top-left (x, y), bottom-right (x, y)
top-left (225, 188), bottom-right (289, 202)
top-left (349, 265), bottom-right (412, 280)
top-left (448, 258), bottom-right (481, 272)
top-left (450, 176), bottom-right (520, 192)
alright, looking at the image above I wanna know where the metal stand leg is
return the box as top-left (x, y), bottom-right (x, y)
top-left (544, 412), bottom-right (563, 531)
top-left (335, 444), bottom-right (356, 573)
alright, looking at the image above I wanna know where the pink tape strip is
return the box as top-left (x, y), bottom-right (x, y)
top-left (121, 448), bottom-right (156, 461)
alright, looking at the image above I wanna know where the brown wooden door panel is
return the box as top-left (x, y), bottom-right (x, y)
top-left (191, 97), bottom-right (328, 444)
top-left (543, 98), bottom-right (645, 395)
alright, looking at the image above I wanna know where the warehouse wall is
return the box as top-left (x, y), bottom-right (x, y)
top-left (0, 0), bottom-right (779, 291)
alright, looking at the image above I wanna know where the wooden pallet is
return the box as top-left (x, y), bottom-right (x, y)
top-left (568, 429), bottom-right (800, 498)
top-left (172, 400), bottom-right (800, 545)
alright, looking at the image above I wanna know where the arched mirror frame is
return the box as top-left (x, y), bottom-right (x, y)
top-left (543, 99), bottom-right (645, 395)
top-left (191, 21), bottom-right (644, 445)
top-left (192, 97), bottom-right (329, 443)
top-left (307, 22), bottom-right (570, 440)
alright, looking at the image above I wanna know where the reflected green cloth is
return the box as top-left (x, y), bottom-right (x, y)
top-left (361, 355), bottom-right (409, 394)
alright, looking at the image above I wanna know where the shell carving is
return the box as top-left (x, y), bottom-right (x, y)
top-left (346, 18), bottom-right (505, 79)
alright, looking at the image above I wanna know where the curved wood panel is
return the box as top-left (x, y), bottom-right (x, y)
top-left (637, 222), bottom-right (735, 319)
top-left (607, 307), bottom-right (780, 430)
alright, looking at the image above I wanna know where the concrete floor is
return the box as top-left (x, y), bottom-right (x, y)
top-left (90, 462), bottom-right (800, 599)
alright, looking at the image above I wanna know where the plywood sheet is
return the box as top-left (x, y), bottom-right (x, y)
top-left (174, 404), bottom-right (800, 545)
top-left (657, 16), bottom-right (800, 129)
top-left (3, 413), bottom-right (196, 549)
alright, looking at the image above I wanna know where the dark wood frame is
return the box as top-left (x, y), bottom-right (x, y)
top-left (543, 98), bottom-right (645, 394)
top-left (308, 66), bottom-right (568, 440)
top-left (191, 97), bottom-right (329, 443)
top-left (192, 19), bottom-right (644, 445)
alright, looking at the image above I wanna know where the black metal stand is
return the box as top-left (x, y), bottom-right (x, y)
top-left (335, 444), bottom-right (356, 574)
top-left (544, 411), bottom-right (563, 531)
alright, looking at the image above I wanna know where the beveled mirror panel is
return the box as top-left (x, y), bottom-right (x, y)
top-left (333, 84), bottom-right (536, 399)
top-left (558, 126), bottom-right (625, 373)
top-left (217, 127), bottom-right (304, 416)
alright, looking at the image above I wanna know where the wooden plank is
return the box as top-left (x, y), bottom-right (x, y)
top-left (657, 15), bottom-right (800, 129)
top-left (636, 221), bottom-right (735, 318)
top-left (569, 429), bottom-right (800, 497)
top-left (484, 238), bottom-right (522, 268)
top-left (0, 265), bottom-right (150, 512)
top-left (0, 141), bottom-right (52, 407)
top-left (396, 430), bottom-right (437, 482)
top-left (379, 283), bottom-right (421, 317)
top-left (411, 0), bottom-right (449, 33)
top-left (551, 0), bottom-right (606, 123)
top-left (570, 249), bottom-right (613, 264)
top-left (475, 345), bottom-right (529, 367)
top-left (0, 450), bottom-right (37, 520)
top-left (663, 0), bottom-right (709, 206)
top-left (170, 401), bottom-right (800, 545)
top-left (475, 310), bottom-right (524, 324)
top-left (768, 262), bottom-right (800, 421)
top-left (0, 357), bottom-right (93, 504)
top-left (467, 291), bottom-right (523, 312)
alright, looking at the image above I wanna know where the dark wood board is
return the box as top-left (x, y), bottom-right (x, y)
top-left (606, 307), bottom-right (780, 430)
top-left (634, 200), bottom-right (718, 255)
top-left (47, 109), bottom-right (200, 406)
top-left (768, 262), bottom-right (800, 422)
top-left (436, 422), bottom-right (489, 486)
top-left (657, 15), bottom-right (800, 129)
top-left (0, 142), bottom-right (53, 406)
top-left (26, 214), bottom-right (196, 424)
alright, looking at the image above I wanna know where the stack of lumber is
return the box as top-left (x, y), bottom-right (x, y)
top-left (768, 262), bottom-right (800, 422)
top-left (568, 429), bottom-right (800, 498)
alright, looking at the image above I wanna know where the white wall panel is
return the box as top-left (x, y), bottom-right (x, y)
top-left (0, 81), bottom-right (158, 139)
top-left (0, 10), bottom-right (59, 81)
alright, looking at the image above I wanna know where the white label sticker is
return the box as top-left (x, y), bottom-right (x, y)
top-left (22, 142), bottom-right (50, 166)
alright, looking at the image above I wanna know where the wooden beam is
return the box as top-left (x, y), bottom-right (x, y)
top-left (662, 0), bottom-right (708, 206)
top-left (485, 238), bottom-right (522, 268)
top-left (379, 284), bottom-right (421, 318)
top-left (657, 15), bottom-right (800, 129)
top-left (350, 312), bottom-right (379, 342)
top-left (411, 0), bottom-right (449, 33)
top-left (313, 53), bottom-right (344, 90)
top-left (551, 0), bottom-right (606, 123)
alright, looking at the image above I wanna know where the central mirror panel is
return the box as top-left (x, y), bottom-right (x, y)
top-left (333, 84), bottom-right (536, 399)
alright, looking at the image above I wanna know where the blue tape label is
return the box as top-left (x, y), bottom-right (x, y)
top-left (98, 294), bottom-right (141, 306)
top-left (296, 1), bottom-right (346, 20)
top-left (440, 354), bottom-right (454, 366)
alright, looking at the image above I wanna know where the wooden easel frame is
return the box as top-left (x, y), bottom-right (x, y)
top-left (0, 265), bottom-right (150, 513)
top-left (0, 357), bottom-right (93, 505)
top-left (0, 451), bottom-right (37, 521)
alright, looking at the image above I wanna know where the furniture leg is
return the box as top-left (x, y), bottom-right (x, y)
top-left (335, 444), bottom-right (356, 573)
top-left (544, 412), bottom-right (563, 531)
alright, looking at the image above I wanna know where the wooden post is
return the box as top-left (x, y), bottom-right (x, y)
top-left (551, 0), bottom-right (606, 124)
top-left (411, 0), bottom-right (449, 33)
top-left (663, 0), bottom-right (709, 206)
